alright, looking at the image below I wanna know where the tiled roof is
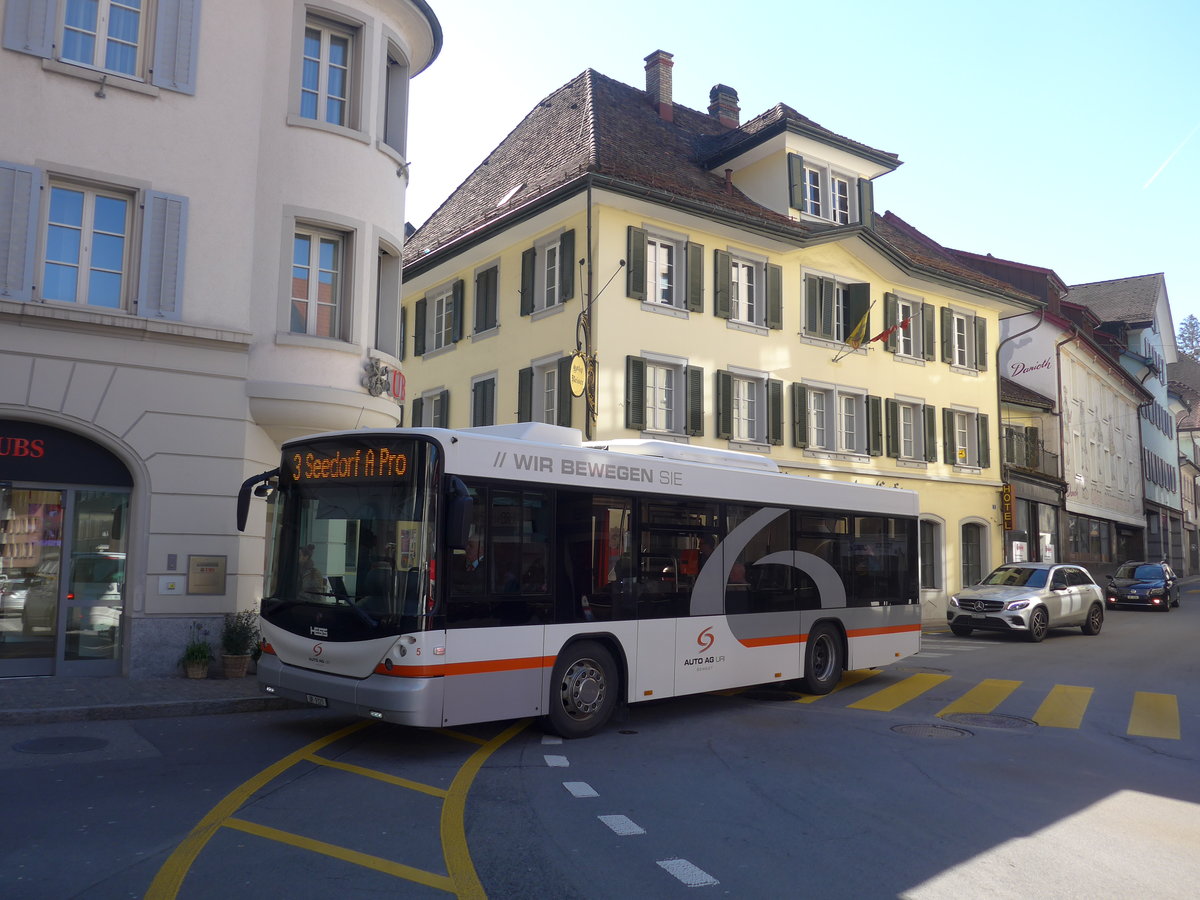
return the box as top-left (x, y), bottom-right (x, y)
top-left (403, 65), bottom-right (1036, 311)
top-left (1001, 377), bottom-right (1055, 409)
top-left (1064, 273), bottom-right (1165, 324)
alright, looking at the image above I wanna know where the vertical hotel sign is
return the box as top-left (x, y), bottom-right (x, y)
top-left (1001, 484), bottom-right (1015, 531)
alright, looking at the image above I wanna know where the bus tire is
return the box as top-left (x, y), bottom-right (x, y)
top-left (800, 623), bottom-right (843, 695)
top-left (545, 640), bottom-right (618, 739)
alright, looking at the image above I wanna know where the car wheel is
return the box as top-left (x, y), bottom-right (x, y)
top-left (1172, 592), bottom-right (1180, 608)
top-left (1081, 603), bottom-right (1104, 636)
top-left (801, 622), bottom-right (843, 695)
top-left (949, 621), bottom-right (974, 637)
top-left (1025, 606), bottom-right (1049, 643)
top-left (544, 640), bottom-right (618, 739)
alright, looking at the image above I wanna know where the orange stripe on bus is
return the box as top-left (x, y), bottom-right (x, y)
top-left (375, 656), bottom-right (555, 678)
top-left (737, 622), bottom-right (920, 649)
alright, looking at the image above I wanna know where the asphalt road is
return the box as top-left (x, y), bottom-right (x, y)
top-left (1, 590), bottom-right (1197, 898)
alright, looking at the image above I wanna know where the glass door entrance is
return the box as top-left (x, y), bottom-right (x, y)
top-left (0, 486), bottom-right (129, 676)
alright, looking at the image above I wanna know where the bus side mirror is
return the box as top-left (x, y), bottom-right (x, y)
top-left (445, 477), bottom-right (473, 550)
top-left (236, 468), bottom-right (279, 532)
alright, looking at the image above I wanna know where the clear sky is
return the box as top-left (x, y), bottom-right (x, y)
top-left (405, 0), bottom-right (1199, 333)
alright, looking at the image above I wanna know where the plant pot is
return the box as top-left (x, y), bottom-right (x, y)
top-left (184, 659), bottom-right (209, 679)
top-left (222, 654), bottom-right (251, 679)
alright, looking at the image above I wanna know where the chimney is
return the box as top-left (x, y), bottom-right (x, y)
top-left (708, 84), bottom-right (740, 128)
top-left (644, 50), bottom-right (674, 122)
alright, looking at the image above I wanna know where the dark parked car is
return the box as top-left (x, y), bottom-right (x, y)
top-left (948, 562), bottom-right (1105, 642)
top-left (1106, 562), bottom-right (1179, 611)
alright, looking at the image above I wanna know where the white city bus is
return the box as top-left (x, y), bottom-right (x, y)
top-left (237, 423), bottom-right (921, 738)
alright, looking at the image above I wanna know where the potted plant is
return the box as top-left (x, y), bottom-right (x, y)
top-left (220, 610), bottom-right (259, 678)
top-left (181, 621), bottom-right (212, 679)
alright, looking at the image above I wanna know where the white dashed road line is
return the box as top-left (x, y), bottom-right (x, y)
top-left (598, 814), bottom-right (645, 836)
top-left (544, 754), bottom-right (569, 767)
top-left (563, 781), bottom-right (598, 798)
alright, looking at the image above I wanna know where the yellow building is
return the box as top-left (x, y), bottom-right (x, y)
top-left (401, 52), bottom-right (1043, 621)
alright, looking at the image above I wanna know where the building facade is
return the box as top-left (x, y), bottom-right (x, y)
top-left (400, 52), bottom-right (1044, 623)
top-left (0, 0), bottom-right (441, 677)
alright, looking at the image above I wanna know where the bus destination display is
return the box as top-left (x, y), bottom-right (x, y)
top-left (288, 443), bottom-right (410, 482)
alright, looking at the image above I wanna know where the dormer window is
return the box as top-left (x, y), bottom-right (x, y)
top-left (789, 153), bottom-right (857, 225)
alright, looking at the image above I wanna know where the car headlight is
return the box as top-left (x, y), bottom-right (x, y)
top-left (950, 596), bottom-right (961, 608)
top-left (1006, 600), bottom-right (1031, 611)
top-left (1148, 590), bottom-right (1163, 598)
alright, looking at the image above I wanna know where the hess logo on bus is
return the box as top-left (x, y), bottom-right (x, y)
top-left (684, 627), bottom-right (723, 668)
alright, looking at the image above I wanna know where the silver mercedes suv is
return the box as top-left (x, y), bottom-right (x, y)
top-left (948, 562), bottom-right (1105, 642)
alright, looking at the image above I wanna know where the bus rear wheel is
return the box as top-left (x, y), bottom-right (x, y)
top-left (801, 623), bottom-right (842, 695)
top-left (545, 640), bottom-right (618, 739)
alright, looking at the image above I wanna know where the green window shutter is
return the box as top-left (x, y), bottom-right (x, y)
top-left (472, 381), bottom-right (484, 426)
top-left (943, 407), bottom-right (955, 463)
top-left (1025, 426), bottom-right (1040, 468)
top-left (398, 305), bottom-right (407, 361)
top-left (474, 267), bottom-right (492, 333)
top-left (844, 283), bottom-right (870, 341)
top-left (885, 398), bottom-right (899, 458)
top-left (766, 264), bottom-right (783, 330)
top-left (974, 316), bottom-right (988, 370)
top-left (685, 365), bottom-right (704, 436)
top-left (820, 278), bottom-right (835, 338)
top-left (685, 242), bottom-right (704, 312)
top-left (625, 356), bottom-right (646, 431)
top-left (977, 413), bottom-right (991, 468)
top-left (436, 389), bottom-right (450, 427)
top-left (883, 293), bottom-right (898, 353)
top-left (716, 371), bottom-right (733, 439)
top-left (520, 248), bottom-right (535, 316)
top-left (517, 367), bottom-right (533, 422)
top-left (626, 226), bottom-right (647, 301)
top-left (713, 250), bottom-right (732, 319)
top-left (940, 307), bottom-right (953, 363)
top-left (768, 379), bottom-right (783, 445)
top-left (867, 395), bottom-right (883, 456)
top-left (923, 404), bottom-right (938, 462)
top-left (451, 279), bottom-right (464, 343)
top-left (411, 397), bottom-right (424, 427)
top-left (791, 383), bottom-right (808, 448)
top-left (857, 177), bottom-right (874, 226)
top-left (922, 303), bottom-right (937, 360)
top-left (556, 356), bottom-right (572, 427)
top-left (787, 153), bottom-right (805, 210)
top-left (414, 297), bottom-right (427, 356)
top-left (559, 230), bottom-right (575, 302)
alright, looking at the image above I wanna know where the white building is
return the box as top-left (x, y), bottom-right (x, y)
top-left (0, 0), bottom-right (440, 678)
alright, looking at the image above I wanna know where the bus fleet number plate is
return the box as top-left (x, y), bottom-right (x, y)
top-left (305, 694), bottom-right (328, 707)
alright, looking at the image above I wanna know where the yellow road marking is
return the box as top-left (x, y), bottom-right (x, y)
top-left (1033, 685), bottom-right (1092, 728)
top-left (224, 817), bottom-right (454, 892)
top-left (848, 673), bottom-right (950, 711)
top-left (793, 668), bottom-right (882, 703)
top-left (1128, 692), bottom-right (1181, 740)
top-left (304, 752), bottom-right (449, 798)
top-left (437, 728), bottom-right (490, 746)
top-left (937, 679), bottom-right (1022, 718)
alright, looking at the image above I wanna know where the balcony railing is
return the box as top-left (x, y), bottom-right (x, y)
top-left (1002, 430), bottom-right (1060, 479)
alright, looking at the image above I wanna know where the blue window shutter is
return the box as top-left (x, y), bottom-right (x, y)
top-left (0, 161), bottom-right (41, 301)
top-left (152, 0), bottom-right (201, 94)
top-left (2, 0), bottom-right (56, 58)
top-left (137, 191), bottom-right (188, 320)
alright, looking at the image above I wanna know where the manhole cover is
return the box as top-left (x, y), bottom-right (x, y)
top-left (13, 736), bottom-right (110, 755)
top-left (942, 713), bottom-right (1037, 730)
top-left (891, 724), bottom-right (972, 739)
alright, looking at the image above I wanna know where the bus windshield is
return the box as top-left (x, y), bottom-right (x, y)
top-left (262, 435), bottom-right (439, 640)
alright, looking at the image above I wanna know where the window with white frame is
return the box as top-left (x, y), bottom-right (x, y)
top-left (807, 386), bottom-right (868, 453)
top-left (892, 296), bottom-right (925, 358)
top-left (521, 231), bottom-right (575, 315)
top-left (59, 0), bottom-right (145, 76)
top-left (646, 363), bottom-right (676, 432)
top-left (646, 235), bottom-right (676, 305)
top-left (300, 15), bottom-right (356, 128)
top-left (413, 388), bottom-right (448, 427)
top-left (732, 377), bottom-right (758, 442)
top-left (943, 408), bottom-right (990, 468)
top-left (788, 154), bottom-right (858, 225)
top-left (961, 521), bottom-right (987, 586)
top-left (431, 285), bottom-right (454, 352)
top-left (292, 226), bottom-right (344, 338)
top-left (625, 355), bottom-right (702, 436)
top-left (3, 1), bottom-right (200, 94)
top-left (941, 307), bottom-right (987, 371)
top-left (541, 240), bottom-right (559, 310)
top-left (804, 273), bottom-right (870, 342)
top-left (919, 518), bottom-right (942, 589)
top-left (42, 182), bottom-right (131, 309)
top-left (717, 369), bottom-right (776, 445)
top-left (537, 361), bottom-right (558, 425)
top-left (953, 313), bottom-right (970, 367)
top-left (898, 402), bottom-right (918, 459)
top-left (413, 280), bottom-right (462, 356)
top-left (730, 257), bottom-right (762, 326)
top-left (519, 357), bottom-right (570, 426)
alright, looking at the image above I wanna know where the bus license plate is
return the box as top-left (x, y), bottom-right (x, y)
top-left (305, 694), bottom-right (328, 708)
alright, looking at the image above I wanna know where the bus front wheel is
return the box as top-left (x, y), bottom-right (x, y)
top-left (545, 640), bottom-right (618, 739)
top-left (801, 623), bottom-right (843, 695)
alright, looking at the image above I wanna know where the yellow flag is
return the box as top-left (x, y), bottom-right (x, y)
top-left (845, 309), bottom-right (870, 349)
